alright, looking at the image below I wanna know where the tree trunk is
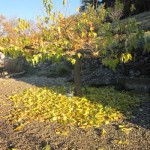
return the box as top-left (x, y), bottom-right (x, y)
top-left (74, 54), bottom-right (82, 97)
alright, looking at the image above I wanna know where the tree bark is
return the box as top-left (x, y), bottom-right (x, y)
top-left (74, 54), bottom-right (82, 97)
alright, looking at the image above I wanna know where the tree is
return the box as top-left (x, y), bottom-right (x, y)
top-left (101, 0), bottom-right (114, 7)
top-left (37, 0), bottom-right (144, 97)
top-left (80, 0), bottom-right (102, 11)
top-left (0, 16), bottom-right (19, 45)
top-left (107, 0), bottom-right (124, 22)
top-left (0, 0), bottom-right (144, 97)
top-left (39, 2), bottom-right (109, 96)
top-left (102, 0), bottom-right (150, 17)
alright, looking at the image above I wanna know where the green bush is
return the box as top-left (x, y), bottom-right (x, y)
top-left (48, 62), bottom-right (72, 77)
top-left (5, 58), bottom-right (24, 73)
top-left (56, 63), bottom-right (72, 76)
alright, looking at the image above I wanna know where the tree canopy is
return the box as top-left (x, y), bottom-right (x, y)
top-left (80, 0), bottom-right (150, 17)
top-left (80, 0), bottom-right (102, 11)
top-left (0, 0), bottom-right (146, 96)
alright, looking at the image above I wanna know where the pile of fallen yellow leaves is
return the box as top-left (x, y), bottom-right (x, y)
top-left (7, 86), bottom-right (140, 128)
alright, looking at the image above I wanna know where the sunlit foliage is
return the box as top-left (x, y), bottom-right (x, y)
top-left (0, 2), bottom-right (144, 70)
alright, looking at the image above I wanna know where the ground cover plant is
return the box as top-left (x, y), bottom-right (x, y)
top-left (5, 86), bottom-right (140, 130)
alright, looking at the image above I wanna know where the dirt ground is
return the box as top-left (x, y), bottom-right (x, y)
top-left (0, 76), bottom-right (150, 150)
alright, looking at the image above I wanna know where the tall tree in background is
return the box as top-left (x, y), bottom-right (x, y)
top-left (80, 0), bottom-right (150, 16)
top-left (102, 0), bottom-right (150, 17)
top-left (101, 0), bottom-right (114, 7)
top-left (80, 0), bottom-right (101, 11)
top-left (121, 0), bottom-right (150, 16)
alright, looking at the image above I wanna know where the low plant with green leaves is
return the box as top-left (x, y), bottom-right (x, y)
top-left (7, 86), bottom-right (140, 128)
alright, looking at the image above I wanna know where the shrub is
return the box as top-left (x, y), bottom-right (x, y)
top-left (56, 62), bottom-right (72, 77)
top-left (5, 58), bottom-right (24, 73)
top-left (107, 0), bottom-right (124, 22)
top-left (47, 61), bottom-right (72, 77)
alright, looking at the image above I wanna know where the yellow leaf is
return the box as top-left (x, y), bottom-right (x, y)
top-left (58, 27), bottom-right (61, 34)
top-left (63, 0), bottom-right (66, 6)
top-left (105, 120), bottom-right (109, 125)
top-left (61, 130), bottom-right (68, 136)
top-left (114, 140), bottom-right (129, 145)
top-left (43, 144), bottom-right (51, 150)
top-left (82, 13), bottom-right (86, 17)
top-left (118, 125), bottom-right (125, 128)
top-left (52, 117), bottom-right (57, 121)
top-left (93, 32), bottom-right (97, 38)
top-left (77, 53), bottom-right (81, 58)
top-left (76, 7), bottom-right (80, 12)
top-left (71, 58), bottom-right (76, 65)
top-left (56, 131), bottom-right (61, 134)
top-left (90, 27), bottom-right (94, 31)
top-left (81, 32), bottom-right (85, 38)
top-left (96, 45), bottom-right (98, 49)
top-left (102, 128), bottom-right (106, 135)
top-left (122, 128), bottom-right (132, 134)
top-left (13, 125), bottom-right (23, 131)
top-left (63, 115), bottom-right (67, 121)
top-left (121, 53), bottom-right (132, 63)
top-left (0, 46), bottom-right (4, 50)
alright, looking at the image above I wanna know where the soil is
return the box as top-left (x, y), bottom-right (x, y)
top-left (0, 76), bottom-right (150, 150)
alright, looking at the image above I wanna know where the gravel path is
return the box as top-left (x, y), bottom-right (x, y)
top-left (0, 76), bottom-right (66, 100)
top-left (0, 76), bottom-right (150, 150)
